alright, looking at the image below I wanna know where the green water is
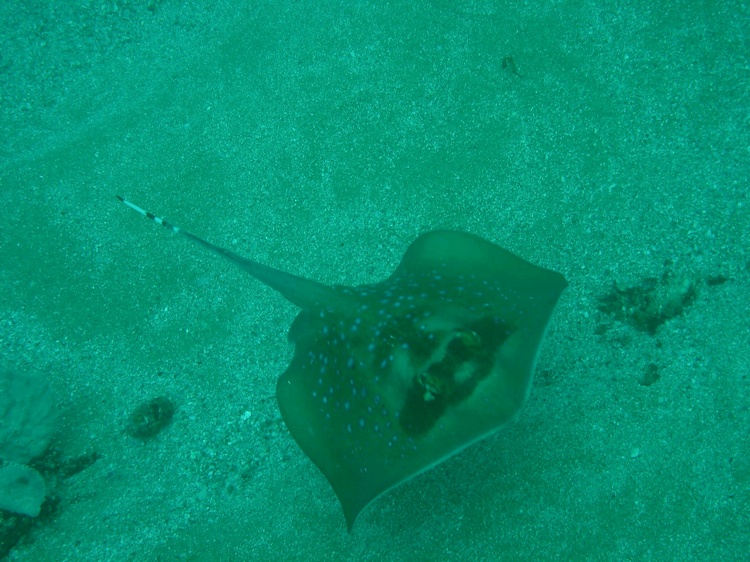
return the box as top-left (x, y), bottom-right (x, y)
top-left (0, 0), bottom-right (747, 560)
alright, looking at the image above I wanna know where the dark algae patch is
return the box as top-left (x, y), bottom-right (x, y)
top-left (640, 363), bottom-right (661, 387)
top-left (597, 265), bottom-right (699, 334)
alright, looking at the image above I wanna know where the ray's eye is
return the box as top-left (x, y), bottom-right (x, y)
top-left (455, 329), bottom-right (481, 349)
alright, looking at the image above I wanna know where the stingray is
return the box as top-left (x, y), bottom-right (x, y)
top-left (116, 196), bottom-right (567, 530)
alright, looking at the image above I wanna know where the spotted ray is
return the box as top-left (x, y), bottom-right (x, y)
top-left (116, 195), bottom-right (567, 530)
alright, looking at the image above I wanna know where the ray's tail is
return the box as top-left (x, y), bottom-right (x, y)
top-left (115, 195), bottom-right (339, 309)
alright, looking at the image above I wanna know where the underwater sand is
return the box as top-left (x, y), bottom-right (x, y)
top-left (1, 1), bottom-right (748, 560)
